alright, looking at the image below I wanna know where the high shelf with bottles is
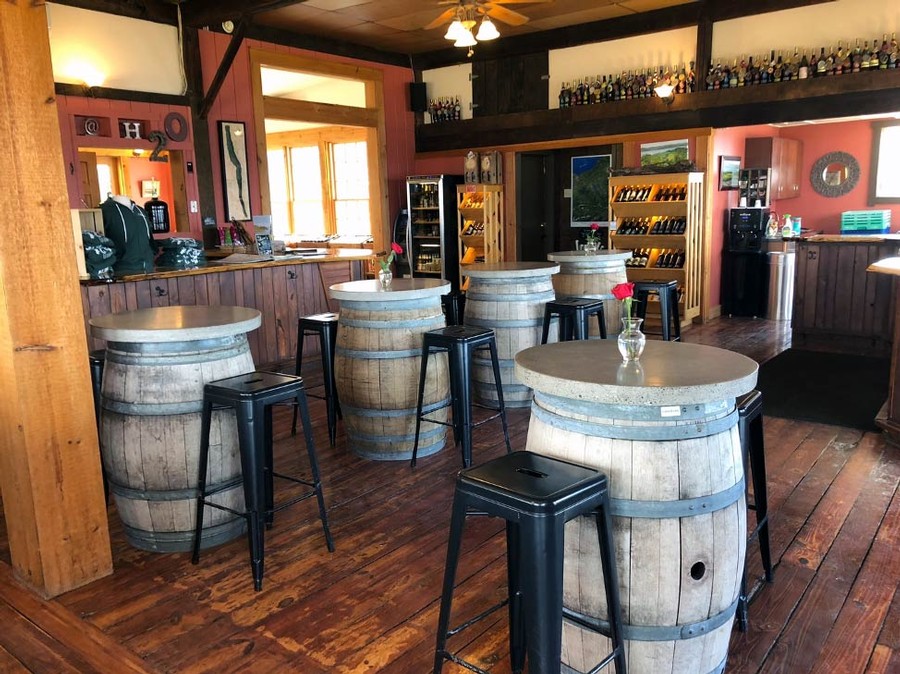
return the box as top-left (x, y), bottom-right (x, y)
top-left (458, 184), bottom-right (504, 291)
top-left (608, 172), bottom-right (704, 325)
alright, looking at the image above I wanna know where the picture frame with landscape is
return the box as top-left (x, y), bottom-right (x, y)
top-left (571, 154), bottom-right (612, 228)
top-left (719, 155), bottom-right (741, 190)
top-left (640, 139), bottom-right (689, 168)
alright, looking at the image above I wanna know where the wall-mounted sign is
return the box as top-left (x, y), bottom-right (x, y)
top-left (119, 119), bottom-right (144, 140)
top-left (164, 112), bottom-right (189, 142)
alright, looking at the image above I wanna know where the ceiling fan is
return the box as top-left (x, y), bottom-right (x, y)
top-left (425, 0), bottom-right (553, 50)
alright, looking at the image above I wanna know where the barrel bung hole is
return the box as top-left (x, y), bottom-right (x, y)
top-left (690, 561), bottom-right (706, 581)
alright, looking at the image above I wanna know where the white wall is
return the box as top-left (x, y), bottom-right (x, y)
top-left (420, 63), bottom-right (473, 122)
top-left (47, 3), bottom-right (184, 95)
top-left (712, 0), bottom-right (900, 61)
top-left (548, 27), bottom-right (698, 108)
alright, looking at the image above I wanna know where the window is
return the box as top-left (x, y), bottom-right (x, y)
top-left (870, 120), bottom-right (900, 204)
top-left (266, 134), bottom-right (369, 240)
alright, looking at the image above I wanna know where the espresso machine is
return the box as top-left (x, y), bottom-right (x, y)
top-left (722, 208), bottom-right (769, 317)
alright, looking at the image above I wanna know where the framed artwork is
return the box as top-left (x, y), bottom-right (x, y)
top-left (640, 139), bottom-right (689, 168)
top-left (218, 120), bottom-right (252, 221)
top-left (719, 156), bottom-right (741, 190)
top-left (571, 154), bottom-right (612, 227)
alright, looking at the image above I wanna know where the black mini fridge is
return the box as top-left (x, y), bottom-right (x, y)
top-left (722, 208), bottom-right (769, 317)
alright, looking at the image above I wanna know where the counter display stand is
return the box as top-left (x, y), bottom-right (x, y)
top-left (458, 184), bottom-right (503, 291)
top-left (609, 172), bottom-right (704, 327)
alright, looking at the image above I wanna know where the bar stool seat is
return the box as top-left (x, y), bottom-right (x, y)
top-left (293, 312), bottom-right (341, 446)
top-left (736, 389), bottom-right (773, 632)
top-left (411, 325), bottom-right (512, 469)
top-left (433, 451), bottom-right (626, 674)
top-left (633, 280), bottom-right (681, 341)
top-left (541, 297), bottom-right (607, 344)
top-left (192, 371), bottom-right (334, 591)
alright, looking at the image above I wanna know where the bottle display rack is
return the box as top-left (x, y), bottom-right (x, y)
top-left (458, 184), bottom-right (503, 291)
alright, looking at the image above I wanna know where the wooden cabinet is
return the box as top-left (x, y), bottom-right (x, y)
top-left (458, 184), bottom-right (503, 291)
top-left (744, 137), bottom-right (803, 200)
top-left (792, 239), bottom-right (896, 357)
top-left (608, 172), bottom-right (704, 325)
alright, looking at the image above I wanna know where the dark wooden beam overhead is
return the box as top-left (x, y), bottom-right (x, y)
top-left (198, 19), bottom-right (248, 120)
top-left (54, 82), bottom-right (188, 106)
top-left (182, 26), bottom-right (217, 230)
top-left (181, 0), bottom-right (307, 29)
top-left (413, 0), bottom-right (836, 70)
top-left (50, 0), bottom-right (177, 25)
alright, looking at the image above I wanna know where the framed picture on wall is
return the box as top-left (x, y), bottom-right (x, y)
top-left (640, 139), bottom-right (688, 168)
top-left (571, 154), bottom-right (612, 227)
top-left (719, 156), bottom-right (741, 190)
top-left (218, 120), bottom-right (252, 222)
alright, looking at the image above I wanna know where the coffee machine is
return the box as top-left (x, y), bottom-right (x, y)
top-left (723, 208), bottom-right (770, 317)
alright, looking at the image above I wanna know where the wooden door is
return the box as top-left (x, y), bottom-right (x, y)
top-left (472, 52), bottom-right (548, 117)
top-left (77, 151), bottom-right (101, 207)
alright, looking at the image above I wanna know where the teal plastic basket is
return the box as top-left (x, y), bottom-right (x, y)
top-left (841, 210), bottom-right (891, 234)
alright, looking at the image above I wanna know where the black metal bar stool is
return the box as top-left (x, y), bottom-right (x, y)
top-left (88, 349), bottom-right (110, 503)
top-left (736, 389), bottom-right (773, 632)
top-left (633, 280), bottom-right (681, 341)
top-left (441, 291), bottom-right (466, 326)
top-left (292, 313), bottom-right (341, 446)
top-left (541, 297), bottom-right (607, 344)
top-left (411, 325), bottom-right (512, 469)
top-left (433, 451), bottom-right (626, 674)
top-left (192, 371), bottom-right (334, 591)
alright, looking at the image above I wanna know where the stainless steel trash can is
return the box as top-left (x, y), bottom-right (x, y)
top-left (767, 251), bottom-right (795, 321)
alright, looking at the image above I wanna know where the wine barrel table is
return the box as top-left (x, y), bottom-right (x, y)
top-left (89, 305), bottom-right (261, 552)
top-left (547, 250), bottom-right (631, 338)
top-left (515, 340), bottom-right (758, 674)
top-left (329, 278), bottom-right (450, 461)
top-left (463, 261), bottom-right (559, 407)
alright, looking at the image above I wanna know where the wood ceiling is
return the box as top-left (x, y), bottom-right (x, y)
top-left (249, 0), bottom-right (696, 55)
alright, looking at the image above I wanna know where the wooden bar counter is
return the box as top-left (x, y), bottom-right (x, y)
top-left (516, 340), bottom-right (757, 674)
top-left (81, 249), bottom-right (370, 368)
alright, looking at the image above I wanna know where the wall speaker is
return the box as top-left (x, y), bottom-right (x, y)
top-left (409, 82), bottom-right (427, 113)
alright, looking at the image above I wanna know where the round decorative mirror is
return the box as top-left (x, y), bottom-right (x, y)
top-left (810, 151), bottom-right (860, 197)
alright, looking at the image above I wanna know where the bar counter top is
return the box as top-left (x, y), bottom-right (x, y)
top-left (80, 247), bottom-right (374, 285)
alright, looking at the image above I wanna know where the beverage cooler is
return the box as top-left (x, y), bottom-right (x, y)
top-left (406, 175), bottom-right (463, 292)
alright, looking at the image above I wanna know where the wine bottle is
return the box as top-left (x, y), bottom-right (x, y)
top-left (880, 34), bottom-right (890, 69)
top-left (870, 37), bottom-right (881, 68)
top-left (816, 47), bottom-right (827, 76)
top-left (861, 40), bottom-right (871, 70)
top-left (798, 51), bottom-right (809, 79)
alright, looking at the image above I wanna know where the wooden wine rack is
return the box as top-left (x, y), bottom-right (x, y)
top-left (457, 184), bottom-right (503, 291)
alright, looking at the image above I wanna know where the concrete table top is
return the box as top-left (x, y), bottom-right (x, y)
top-left (89, 305), bottom-right (262, 343)
top-left (515, 340), bottom-right (758, 406)
top-left (329, 278), bottom-right (450, 301)
top-left (548, 250), bottom-right (632, 264)
top-left (464, 262), bottom-right (560, 278)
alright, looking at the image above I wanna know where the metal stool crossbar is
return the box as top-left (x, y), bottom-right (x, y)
top-left (411, 326), bottom-right (512, 469)
top-left (192, 371), bottom-right (334, 591)
top-left (434, 451), bottom-right (626, 674)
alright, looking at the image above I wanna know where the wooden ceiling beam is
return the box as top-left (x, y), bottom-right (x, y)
top-left (50, 0), bottom-right (177, 25)
top-left (181, 0), bottom-right (308, 28)
top-left (198, 19), bottom-right (248, 120)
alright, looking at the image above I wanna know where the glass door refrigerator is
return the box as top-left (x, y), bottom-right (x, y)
top-left (406, 175), bottom-right (463, 292)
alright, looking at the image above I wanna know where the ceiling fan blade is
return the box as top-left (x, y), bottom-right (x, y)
top-left (487, 0), bottom-right (553, 3)
top-left (485, 5), bottom-right (530, 26)
top-left (424, 7), bottom-right (457, 30)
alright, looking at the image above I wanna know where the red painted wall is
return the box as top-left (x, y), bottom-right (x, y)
top-left (778, 120), bottom-right (900, 233)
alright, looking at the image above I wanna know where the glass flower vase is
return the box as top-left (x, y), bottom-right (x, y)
top-left (617, 317), bottom-right (646, 362)
top-left (583, 240), bottom-right (600, 253)
top-left (378, 268), bottom-right (393, 289)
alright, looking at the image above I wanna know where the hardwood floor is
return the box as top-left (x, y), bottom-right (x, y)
top-left (0, 316), bottom-right (898, 673)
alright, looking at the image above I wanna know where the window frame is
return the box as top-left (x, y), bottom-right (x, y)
top-left (868, 119), bottom-right (900, 205)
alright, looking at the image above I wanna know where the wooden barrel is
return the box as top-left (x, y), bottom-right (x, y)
top-left (515, 341), bottom-right (758, 674)
top-left (463, 262), bottom-right (559, 407)
top-left (547, 250), bottom-right (630, 338)
top-left (92, 306), bottom-right (262, 553)
top-left (331, 279), bottom-right (450, 461)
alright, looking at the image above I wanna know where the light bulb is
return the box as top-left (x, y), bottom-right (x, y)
top-left (444, 20), bottom-right (464, 41)
top-left (454, 28), bottom-right (477, 48)
top-left (476, 17), bottom-right (499, 41)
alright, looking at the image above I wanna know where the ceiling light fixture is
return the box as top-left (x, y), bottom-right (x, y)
top-left (654, 83), bottom-right (675, 104)
top-left (475, 16), bottom-right (499, 41)
top-left (444, 19), bottom-right (465, 41)
top-left (454, 28), bottom-right (478, 48)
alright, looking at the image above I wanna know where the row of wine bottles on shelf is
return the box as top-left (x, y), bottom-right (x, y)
top-left (462, 221), bottom-right (485, 235)
top-left (413, 223), bottom-right (441, 237)
top-left (707, 35), bottom-right (899, 89)
top-left (428, 96), bottom-right (462, 123)
top-left (414, 252), bottom-right (442, 273)
top-left (459, 192), bottom-right (486, 208)
top-left (616, 217), bottom-right (688, 235)
top-left (614, 184), bottom-right (687, 202)
top-left (558, 64), bottom-right (696, 107)
top-left (413, 183), bottom-right (440, 208)
top-left (625, 248), bottom-right (686, 269)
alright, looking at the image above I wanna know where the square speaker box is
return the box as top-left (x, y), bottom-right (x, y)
top-left (409, 82), bottom-right (427, 113)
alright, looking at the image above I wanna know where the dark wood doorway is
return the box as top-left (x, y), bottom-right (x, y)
top-left (516, 152), bottom-right (554, 262)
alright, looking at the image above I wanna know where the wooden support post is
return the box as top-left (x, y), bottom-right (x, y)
top-left (0, 1), bottom-right (112, 597)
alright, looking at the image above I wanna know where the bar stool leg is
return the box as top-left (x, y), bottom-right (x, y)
top-left (520, 515), bottom-right (565, 674)
top-left (264, 402), bottom-right (275, 528)
top-left (411, 344), bottom-right (433, 468)
top-left (291, 328), bottom-right (307, 436)
top-left (454, 342), bottom-right (476, 468)
top-left (506, 521), bottom-right (525, 674)
top-left (597, 501), bottom-right (627, 672)
top-left (235, 399), bottom-right (267, 591)
top-left (669, 285), bottom-right (682, 341)
top-left (295, 389), bottom-right (335, 552)
top-left (191, 398), bottom-right (215, 564)
top-left (487, 340), bottom-right (512, 455)
top-left (596, 305), bottom-right (608, 339)
top-left (322, 323), bottom-right (340, 446)
top-left (659, 291), bottom-right (672, 341)
top-left (541, 306), bottom-right (554, 345)
top-left (750, 414), bottom-right (773, 581)
top-left (433, 492), bottom-right (470, 674)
